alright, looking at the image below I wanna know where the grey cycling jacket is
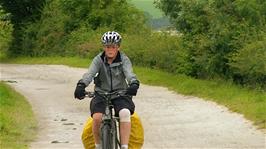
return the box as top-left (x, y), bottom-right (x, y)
top-left (80, 51), bottom-right (139, 92)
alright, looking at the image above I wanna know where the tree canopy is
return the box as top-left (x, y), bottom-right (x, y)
top-left (156, 0), bottom-right (266, 87)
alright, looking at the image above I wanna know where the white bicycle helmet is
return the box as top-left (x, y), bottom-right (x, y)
top-left (101, 31), bottom-right (122, 45)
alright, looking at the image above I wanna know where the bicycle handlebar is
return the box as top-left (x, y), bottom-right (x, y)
top-left (84, 91), bottom-right (95, 98)
top-left (84, 90), bottom-right (128, 98)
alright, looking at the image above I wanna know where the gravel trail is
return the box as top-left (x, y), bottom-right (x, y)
top-left (1, 64), bottom-right (265, 149)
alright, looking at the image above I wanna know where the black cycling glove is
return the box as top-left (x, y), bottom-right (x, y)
top-left (74, 81), bottom-right (86, 100)
top-left (126, 83), bottom-right (139, 96)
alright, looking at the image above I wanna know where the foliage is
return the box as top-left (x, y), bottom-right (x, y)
top-left (0, 0), bottom-right (45, 24)
top-left (21, 0), bottom-right (68, 56)
top-left (0, 0), bottom-right (46, 56)
top-left (19, 0), bottom-right (146, 56)
top-left (230, 33), bottom-right (266, 88)
top-left (2, 0), bottom-right (266, 88)
top-left (156, 0), bottom-right (266, 88)
top-left (0, 5), bottom-right (13, 54)
top-left (123, 31), bottom-right (188, 74)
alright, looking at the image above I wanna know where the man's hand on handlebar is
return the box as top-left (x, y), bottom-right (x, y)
top-left (126, 83), bottom-right (139, 96)
top-left (74, 81), bottom-right (86, 100)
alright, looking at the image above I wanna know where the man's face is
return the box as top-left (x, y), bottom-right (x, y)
top-left (104, 44), bottom-right (119, 59)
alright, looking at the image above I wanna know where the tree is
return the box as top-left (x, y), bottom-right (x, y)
top-left (156, 0), bottom-right (266, 87)
top-left (0, 5), bottom-right (13, 54)
top-left (0, 0), bottom-right (46, 55)
top-left (19, 0), bottom-right (147, 56)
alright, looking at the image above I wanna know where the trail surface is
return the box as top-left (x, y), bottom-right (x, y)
top-left (1, 64), bottom-right (265, 149)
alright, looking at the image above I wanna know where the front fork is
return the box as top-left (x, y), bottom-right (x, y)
top-left (101, 115), bottom-right (119, 148)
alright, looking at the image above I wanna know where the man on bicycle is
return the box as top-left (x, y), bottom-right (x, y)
top-left (74, 31), bottom-right (140, 149)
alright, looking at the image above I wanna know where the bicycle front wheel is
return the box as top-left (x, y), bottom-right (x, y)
top-left (101, 124), bottom-right (113, 149)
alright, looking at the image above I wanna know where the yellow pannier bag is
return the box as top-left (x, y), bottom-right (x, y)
top-left (81, 113), bottom-right (144, 149)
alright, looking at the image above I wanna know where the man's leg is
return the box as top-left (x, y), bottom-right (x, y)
top-left (92, 113), bottom-right (103, 145)
top-left (119, 108), bottom-right (131, 149)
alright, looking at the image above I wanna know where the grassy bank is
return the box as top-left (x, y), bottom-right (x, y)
top-left (0, 82), bottom-right (37, 148)
top-left (136, 67), bottom-right (266, 129)
top-left (0, 56), bottom-right (91, 68)
top-left (1, 56), bottom-right (265, 129)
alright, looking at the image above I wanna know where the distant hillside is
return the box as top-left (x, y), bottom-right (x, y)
top-left (129, 0), bottom-right (163, 19)
top-left (128, 0), bottom-right (171, 29)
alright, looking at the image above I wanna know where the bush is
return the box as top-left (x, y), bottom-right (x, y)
top-left (230, 33), bottom-right (266, 88)
top-left (0, 5), bottom-right (13, 55)
top-left (64, 26), bottom-right (103, 57)
top-left (123, 31), bottom-right (188, 74)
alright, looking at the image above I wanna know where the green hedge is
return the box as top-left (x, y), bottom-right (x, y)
top-left (2, 0), bottom-right (265, 89)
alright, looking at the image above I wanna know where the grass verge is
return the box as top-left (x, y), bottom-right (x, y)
top-left (1, 56), bottom-right (265, 129)
top-left (0, 82), bottom-right (37, 149)
top-left (135, 67), bottom-right (266, 129)
top-left (0, 56), bottom-right (91, 68)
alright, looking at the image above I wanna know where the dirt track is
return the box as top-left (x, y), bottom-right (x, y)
top-left (1, 64), bottom-right (265, 149)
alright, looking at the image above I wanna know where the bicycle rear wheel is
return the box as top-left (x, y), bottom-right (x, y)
top-left (101, 123), bottom-right (113, 149)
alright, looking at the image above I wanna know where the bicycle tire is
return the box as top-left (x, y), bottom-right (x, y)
top-left (112, 120), bottom-right (119, 149)
top-left (101, 123), bottom-right (113, 149)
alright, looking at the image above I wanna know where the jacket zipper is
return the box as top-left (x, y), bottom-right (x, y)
top-left (108, 65), bottom-right (113, 92)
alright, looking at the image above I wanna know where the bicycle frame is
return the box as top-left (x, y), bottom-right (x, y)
top-left (101, 92), bottom-right (120, 149)
top-left (86, 90), bottom-right (128, 149)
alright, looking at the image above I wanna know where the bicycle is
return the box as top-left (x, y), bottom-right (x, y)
top-left (85, 90), bottom-right (130, 149)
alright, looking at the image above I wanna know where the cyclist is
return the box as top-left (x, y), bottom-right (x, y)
top-left (74, 31), bottom-right (140, 149)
